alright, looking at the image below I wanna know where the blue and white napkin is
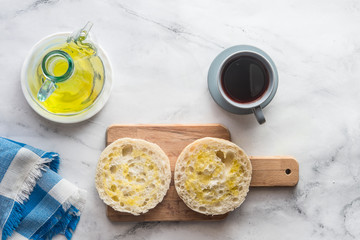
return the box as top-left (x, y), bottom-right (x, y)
top-left (0, 137), bottom-right (86, 240)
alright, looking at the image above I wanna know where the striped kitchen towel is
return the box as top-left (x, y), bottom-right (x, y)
top-left (0, 137), bottom-right (86, 240)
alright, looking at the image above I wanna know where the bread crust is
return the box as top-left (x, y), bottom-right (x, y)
top-left (95, 138), bottom-right (171, 215)
top-left (174, 137), bottom-right (252, 215)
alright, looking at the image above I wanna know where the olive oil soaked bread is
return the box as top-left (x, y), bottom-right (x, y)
top-left (174, 137), bottom-right (252, 215)
top-left (95, 138), bottom-right (171, 215)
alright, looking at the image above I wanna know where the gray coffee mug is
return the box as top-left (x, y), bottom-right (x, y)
top-left (207, 45), bottom-right (278, 124)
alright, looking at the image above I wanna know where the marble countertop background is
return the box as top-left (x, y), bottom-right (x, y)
top-left (1, 0), bottom-right (360, 239)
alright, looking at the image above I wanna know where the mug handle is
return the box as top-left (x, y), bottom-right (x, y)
top-left (253, 106), bottom-right (266, 124)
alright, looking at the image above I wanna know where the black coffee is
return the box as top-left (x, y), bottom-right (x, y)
top-left (221, 56), bottom-right (269, 103)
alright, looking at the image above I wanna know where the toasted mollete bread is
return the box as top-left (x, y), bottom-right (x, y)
top-left (95, 138), bottom-right (171, 215)
top-left (174, 137), bottom-right (252, 215)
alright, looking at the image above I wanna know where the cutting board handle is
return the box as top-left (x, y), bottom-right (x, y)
top-left (249, 156), bottom-right (299, 187)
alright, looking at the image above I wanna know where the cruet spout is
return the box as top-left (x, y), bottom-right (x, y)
top-left (68, 22), bottom-right (97, 53)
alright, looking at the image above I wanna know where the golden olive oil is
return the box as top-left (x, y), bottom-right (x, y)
top-left (30, 40), bottom-right (105, 114)
top-left (49, 58), bottom-right (68, 77)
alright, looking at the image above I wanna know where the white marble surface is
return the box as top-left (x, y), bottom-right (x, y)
top-left (1, 0), bottom-right (360, 239)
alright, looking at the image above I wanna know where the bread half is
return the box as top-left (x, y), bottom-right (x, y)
top-left (174, 137), bottom-right (252, 215)
top-left (95, 138), bottom-right (171, 215)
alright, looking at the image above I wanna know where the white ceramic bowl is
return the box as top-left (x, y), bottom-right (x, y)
top-left (21, 33), bottom-right (113, 123)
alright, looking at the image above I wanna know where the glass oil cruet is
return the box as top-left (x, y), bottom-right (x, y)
top-left (21, 22), bottom-right (112, 123)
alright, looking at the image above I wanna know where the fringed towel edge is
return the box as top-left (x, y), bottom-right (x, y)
top-left (3, 153), bottom-right (60, 239)
top-left (2, 202), bottom-right (23, 240)
top-left (14, 157), bottom-right (52, 204)
top-left (32, 188), bottom-right (87, 240)
top-left (41, 152), bottom-right (60, 173)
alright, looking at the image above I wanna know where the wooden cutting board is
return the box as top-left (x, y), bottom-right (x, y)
top-left (105, 124), bottom-right (299, 222)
